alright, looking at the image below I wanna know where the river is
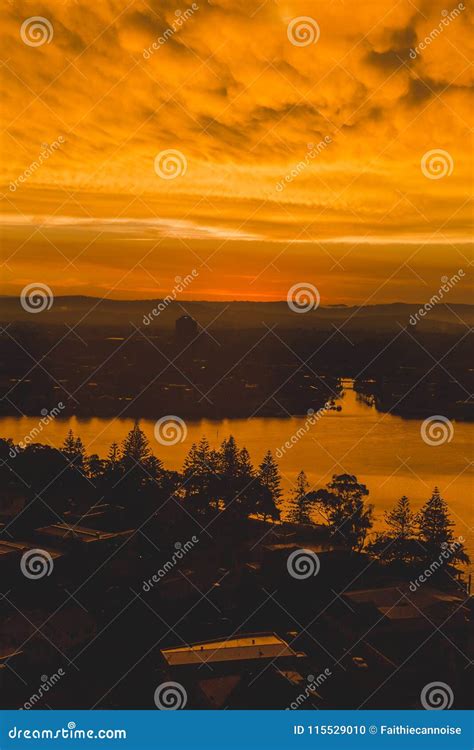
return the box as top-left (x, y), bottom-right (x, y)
top-left (1, 382), bottom-right (472, 565)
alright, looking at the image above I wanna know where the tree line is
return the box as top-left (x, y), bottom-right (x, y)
top-left (0, 424), bottom-right (469, 572)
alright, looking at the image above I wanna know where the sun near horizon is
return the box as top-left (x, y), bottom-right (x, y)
top-left (1, 0), bottom-right (472, 304)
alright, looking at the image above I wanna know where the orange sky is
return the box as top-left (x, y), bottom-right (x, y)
top-left (1, 0), bottom-right (472, 302)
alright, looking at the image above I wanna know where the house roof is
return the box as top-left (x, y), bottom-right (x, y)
top-left (263, 543), bottom-right (348, 554)
top-left (0, 541), bottom-right (63, 560)
top-left (161, 633), bottom-right (297, 666)
top-left (343, 586), bottom-right (464, 621)
top-left (35, 523), bottom-right (131, 543)
top-left (197, 675), bottom-right (241, 708)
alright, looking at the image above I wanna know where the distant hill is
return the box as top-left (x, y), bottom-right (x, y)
top-left (1, 296), bottom-right (472, 332)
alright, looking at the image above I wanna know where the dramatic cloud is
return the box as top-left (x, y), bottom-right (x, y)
top-left (1, 0), bottom-right (472, 300)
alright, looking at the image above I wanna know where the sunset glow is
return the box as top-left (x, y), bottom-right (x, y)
top-left (1, 0), bottom-right (472, 301)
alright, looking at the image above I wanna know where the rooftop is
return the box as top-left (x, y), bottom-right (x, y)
top-left (0, 541), bottom-right (63, 560)
top-left (263, 543), bottom-right (347, 554)
top-left (35, 523), bottom-right (131, 543)
top-left (161, 632), bottom-right (298, 667)
top-left (197, 675), bottom-right (241, 708)
top-left (343, 586), bottom-right (465, 621)
top-left (0, 541), bottom-right (29, 558)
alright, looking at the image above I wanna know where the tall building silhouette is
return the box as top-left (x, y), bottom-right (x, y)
top-left (175, 314), bottom-right (198, 343)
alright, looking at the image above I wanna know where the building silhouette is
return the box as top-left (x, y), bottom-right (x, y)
top-left (175, 315), bottom-right (198, 342)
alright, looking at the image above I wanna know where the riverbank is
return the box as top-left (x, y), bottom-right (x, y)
top-left (1, 385), bottom-right (472, 565)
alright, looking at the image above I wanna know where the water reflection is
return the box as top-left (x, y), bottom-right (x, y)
top-left (1, 384), bottom-right (472, 561)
